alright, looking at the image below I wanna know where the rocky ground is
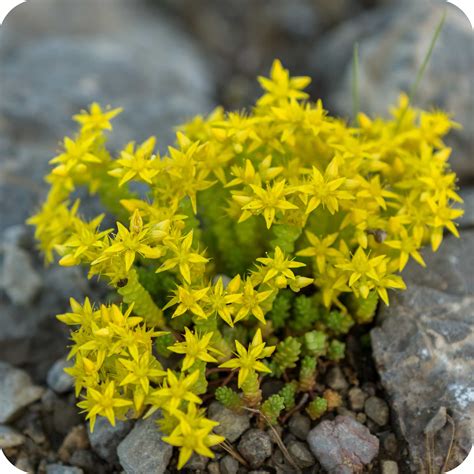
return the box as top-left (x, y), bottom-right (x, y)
top-left (0, 0), bottom-right (472, 473)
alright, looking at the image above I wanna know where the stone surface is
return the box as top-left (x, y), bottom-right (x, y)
top-left (0, 362), bottom-right (44, 423)
top-left (117, 413), bottom-right (172, 474)
top-left (237, 429), bottom-right (273, 469)
top-left (372, 232), bottom-right (474, 471)
top-left (310, 0), bottom-right (474, 180)
top-left (0, 244), bottom-right (42, 305)
top-left (348, 387), bottom-right (367, 412)
top-left (326, 366), bottom-right (349, 391)
top-left (457, 187), bottom-right (474, 229)
top-left (307, 415), bottom-right (379, 474)
top-left (46, 358), bottom-right (74, 394)
top-left (46, 465), bottom-right (84, 474)
top-left (0, 425), bottom-right (25, 449)
top-left (287, 440), bottom-right (315, 468)
top-left (88, 417), bottom-right (134, 464)
top-left (381, 460), bottom-right (399, 474)
top-left (288, 412), bottom-right (311, 441)
top-left (220, 454), bottom-right (239, 474)
top-left (364, 396), bottom-right (390, 426)
top-left (208, 401), bottom-right (251, 443)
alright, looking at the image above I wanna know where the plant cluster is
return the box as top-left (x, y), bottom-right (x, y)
top-left (29, 60), bottom-right (462, 468)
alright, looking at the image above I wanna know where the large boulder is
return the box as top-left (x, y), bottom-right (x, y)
top-left (372, 231), bottom-right (474, 471)
top-left (309, 0), bottom-right (474, 181)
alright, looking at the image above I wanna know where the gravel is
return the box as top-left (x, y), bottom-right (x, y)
top-left (364, 396), bottom-right (390, 426)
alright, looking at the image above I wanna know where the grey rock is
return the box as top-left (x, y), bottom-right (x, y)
top-left (348, 387), bottom-right (367, 411)
top-left (53, 399), bottom-right (82, 436)
top-left (1, 244), bottom-right (42, 305)
top-left (88, 416), bottom-right (134, 464)
top-left (307, 415), bottom-right (379, 474)
top-left (310, 1), bottom-right (474, 180)
top-left (0, 425), bottom-right (25, 449)
top-left (364, 396), bottom-right (389, 426)
top-left (69, 450), bottom-right (97, 472)
top-left (185, 453), bottom-right (209, 470)
top-left (0, 361), bottom-right (44, 423)
top-left (208, 461), bottom-right (221, 474)
top-left (372, 232), bottom-right (474, 471)
top-left (47, 358), bottom-right (74, 394)
top-left (208, 402), bottom-right (251, 443)
top-left (220, 454), bottom-right (239, 474)
top-left (238, 429), bottom-right (273, 469)
top-left (381, 460), bottom-right (399, 474)
top-left (2, 225), bottom-right (32, 249)
top-left (288, 412), bottom-right (311, 440)
top-left (456, 187), bottom-right (474, 229)
top-left (325, 366), bottom-right (349, 391)
top-left (287, 440), bottom-right (315, 468)
top-left (117, 413), bottom-right (172, 474)
top-left (46, 465), bottom-right (84, 474)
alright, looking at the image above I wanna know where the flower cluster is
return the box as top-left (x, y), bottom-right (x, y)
top-left (29, 60), bottom-right (462, 469)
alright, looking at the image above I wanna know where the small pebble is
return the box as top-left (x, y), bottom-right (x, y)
top-left (325, 366), bottom-right (349, 391)
top-left (185, 453), bottom-right (209, 470)
top-left (208, 461), bottom-right (221, 474)
top-left (381, 460), bottom-right (399, 474)
top-left (356, 412), bottom-right (367, 424)
top-left (58, 425), bottom-right (89, 463)
top-left (47, 358), bottom-right (74, 394)
top-left (208, 402), bottom-right (250, 443)
top-left (88, 417), bottom-right (133, 463)
top-left (69, 449), bottom-right (96, 472)
top-left (348, 387), bottom-right (367, 411)
top-left (288, 412), bottom-right (311, 440)
top-left (238, 429), bottom-right (273, 468)
top-left (46, 464), bottom-right (84, 474)
top-left (383, 433), bottom-right (399, 456)
top-left (287, 440), bottom-right (315, 468)
top-left (337, 407), bottom-right (356, 419)
top-left (364, 396), bottom-right (390, 426)
top-left (0, 362), bottom-right (44, 423)
top-left (220, 454), bottom-right (238, 474)
top-left (0, 425), bottom-right (25, 448)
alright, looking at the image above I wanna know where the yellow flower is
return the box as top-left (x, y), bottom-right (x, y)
top-left (156, 230), bottom-right (209, 284)
top-left (257, 59), bottom-right (311, 106)
top-left (150, 369), bottom-right (202, 413)
top-left (384, 227), bottom-right (425, 271)
top-left (78, 380), bottom-right (133, 431)
top-left (163, 403), bottom-right (224, 469)
top-left (219, 329), bottom-right (275, 387)
top-left (119, 351), bottom-right (166, 394)
top-left (256, 246), bottom-right (305, 285)
top-left (109, 137), bottom-right (161, 186)
top-left (73, 102), bottom-right (123, 132)
top-left (207, 277), bottom-right (241, 327)
top-left (169, 328), bottom-right (223, 371)
top-left (163, 285), bottom-right (210, 319)
top-left (233, 279), bottom-right (273, 325)
top-left (297, 231), bottom-right (340, 273)
top-left (234, 180), bottom-right (298, 229)
top-left (298, 160), bottom-right (353, 215)
top-left (92, 210), bottom-right (162, 271)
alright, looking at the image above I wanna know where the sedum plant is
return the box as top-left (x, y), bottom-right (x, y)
top-left (28, 60), bottom-right (462, 469)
